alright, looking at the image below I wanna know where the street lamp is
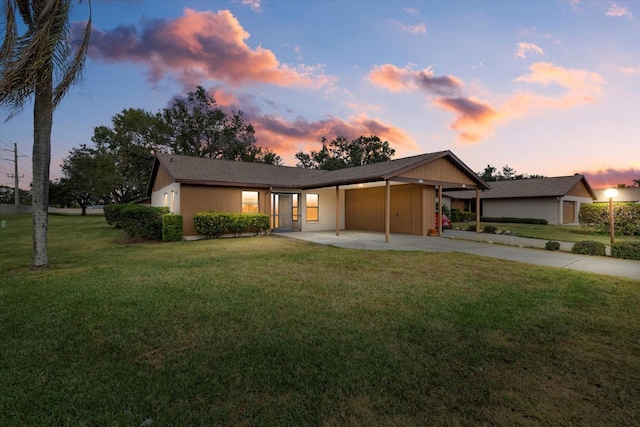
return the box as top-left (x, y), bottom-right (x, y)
top-left (604, 188), bottom-right (618, 245)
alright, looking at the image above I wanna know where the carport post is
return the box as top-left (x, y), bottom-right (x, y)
top-left (385, 180), bottom-right (390, 243)
top-left (335, 185), bottom-right (340, 236)
top-left (475, 189), bottom-right (480, 233)
top-left (438, 185), bottom-right (443, 236)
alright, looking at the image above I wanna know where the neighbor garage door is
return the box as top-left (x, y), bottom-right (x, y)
top-left (563, 201), bottom-right (576, 224)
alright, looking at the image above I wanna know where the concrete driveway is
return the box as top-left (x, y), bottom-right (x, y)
top-left (279, 230), bottom-right (640, 281)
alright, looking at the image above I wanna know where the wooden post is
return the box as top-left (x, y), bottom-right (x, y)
top-left (385, 180), bottom-right (390, 243)
top-left (438, 185), bottom-right (443, 236)
top-left (335, 186), bottom-right (340, 236)
top-left (475, 188), bottom-right (480, 233)
top-left (609, 197), bottom-right (615, 245)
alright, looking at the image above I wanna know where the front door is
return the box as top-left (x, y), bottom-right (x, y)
top-left (272, 193), bottom-right (297, 231)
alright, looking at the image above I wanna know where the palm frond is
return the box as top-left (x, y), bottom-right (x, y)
top-left (0, 0), bottom-right (91, 117)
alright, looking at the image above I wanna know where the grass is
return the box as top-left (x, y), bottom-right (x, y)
top-left (1, 214), bottom-right (640, 425)
top-left (453, 221), bottom-right (640, 244)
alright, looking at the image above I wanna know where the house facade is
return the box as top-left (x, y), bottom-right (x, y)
top-left (444, 175), bottom-right (596, 225)
top-left (148, 151), bottom-right (490, 240)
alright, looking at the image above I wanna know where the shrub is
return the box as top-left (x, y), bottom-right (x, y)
top-left (193, 212), bottom-right (229, 238)
top-left (482, 225), bottom-right (497, 234)
top-left (120, 205), bottom-right (169, 241)
top-left (103, 203), bottom-right (132, 228)
top-left (571, 240), bottom-right (606, 256)
top-left (480, 216), bottom-right (548, 225)
top-left (162, 214), bottom-right (183, 242)
top-left (580, 203), bottom-right (640, 236)
top-left (466, 224), bottom-right (477, 232)
top-left (545, 241), bottom-right (561, 251)
top-left (611, 241), bottom-right (640, 261)
top-left (193, 212), bottom-right (270, 238)
top-left (248, 214), bottom-right (271, 235)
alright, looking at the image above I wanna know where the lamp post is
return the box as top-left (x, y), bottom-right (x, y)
top-left (603, 188), bottom-right (618, 245)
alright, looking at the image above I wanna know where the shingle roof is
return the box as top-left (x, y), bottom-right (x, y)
top-left (593, 187), bottom-right (640, 202)
top-left (150, 150), bottom-right (490, 192)
top-left (152, 153), bottom-right (323, 188)
top-left (444, 175), bottom-right (595, 200)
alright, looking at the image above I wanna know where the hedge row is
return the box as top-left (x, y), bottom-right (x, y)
top-left (104, 203), bottom-right (179, 241)
top-left (193, 212), bottom-right (270, 239)
top-left (480, 216), bottom-right (548, 225)
top-left (611, 241), bottom-right (640, 260)
top-left (450, 209), bottom-right (475, 222)
top-left (580, 203), bottom-right (640, 236)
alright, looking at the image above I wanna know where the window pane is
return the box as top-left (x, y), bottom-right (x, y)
top-left (292, 194), bottom-right (299, 220)
top-left (306, 194), bottom-right (319, 221)
top-left (242, 191), bottom-right (259, 213)
top-left (306, 193), bottom-right (318, 207)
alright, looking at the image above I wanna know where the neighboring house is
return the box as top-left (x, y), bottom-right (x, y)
top-left (444, 175), bottom-right (596, 225)
top-left (593, 187), bottom-right (640, 203)
top-left (148, 150), bottom-right (490, 239)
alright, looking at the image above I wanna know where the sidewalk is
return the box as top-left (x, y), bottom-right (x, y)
top-left (280, 230), bottom-right (640, 281)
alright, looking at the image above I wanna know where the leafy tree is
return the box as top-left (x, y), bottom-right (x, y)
top-left (91, 108), bottom-right (163, 203)
top-left (48, 179), bottom-right (73, 208)
top-left (633, 179), bottom-right (640, 188)
top-left (295, 135), bottom-right (395, 170)
top-left (61, 145), bottom-right (105, 214)
top-left (477, 164), bottom-right (544, 181)
top-left (160, 86), bottom-right (281, 164)
top-left (0, 185), bottom-right (15, 204)
top-left (479, 165), bottom-right (497, 182)
top-left (0, 0), bottom-right (92, 268)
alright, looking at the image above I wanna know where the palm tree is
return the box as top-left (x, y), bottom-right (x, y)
top-left (0, 0), bottom-right (92, 268)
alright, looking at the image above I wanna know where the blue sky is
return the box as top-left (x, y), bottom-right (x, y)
top-left (1, 0), bottom-right (639, 190)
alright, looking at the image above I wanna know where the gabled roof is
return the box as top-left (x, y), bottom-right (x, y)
top-left (593, 187), bottom-right (640, 202)
top-left (444, 175), bottom-right (596, 200)
top-left (148, 150), bottom-right (490, 194)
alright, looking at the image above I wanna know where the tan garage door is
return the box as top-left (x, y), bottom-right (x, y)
top-left (563, 201), bottom-right (576, 224)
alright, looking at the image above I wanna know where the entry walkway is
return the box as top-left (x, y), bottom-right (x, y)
top-left (280, 230), bottom-right (640, 281)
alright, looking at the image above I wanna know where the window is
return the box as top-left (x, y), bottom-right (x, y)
top-left (306, 193), bottom-right (319, 221)
top-left (242, 191), bottom-right (259, 213)
top-left (163, 193), bottom-right (168, 208)
top-left (170, 191), bottom-right (176, 213)
top-left (292, 194), bottom-right (299, 221)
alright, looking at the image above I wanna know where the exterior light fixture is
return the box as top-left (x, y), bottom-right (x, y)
top-left (603, 188), bottom-right (618, 245)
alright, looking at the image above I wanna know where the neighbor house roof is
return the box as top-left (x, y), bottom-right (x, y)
top-left (444, 175), bottom-right (596, 200)
top-left (148, 151), bottom-right (490, 193)
top-left (593, 187), bottom-right (640, 203)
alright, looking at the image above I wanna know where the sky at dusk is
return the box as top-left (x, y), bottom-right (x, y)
top-left (1, 0), bottom-right (639, 190)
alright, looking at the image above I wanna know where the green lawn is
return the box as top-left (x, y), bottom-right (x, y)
top-left (1, 214), bottom-right (639, 425)
top-left (453, 221), bottom-right (640, 244)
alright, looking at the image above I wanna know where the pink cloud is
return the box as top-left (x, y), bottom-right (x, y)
top-left (83, 8), bottom-right (332, 88)
top-left (506, 62), bottom-right (603, 116)
top-left (606, 2), bottom-right (633, 18)
top-left (246, 113), bottom-right (418, 163)
top-left (367, 64), bottom-right (463, 95)
top-left (580, 167), bottom-right (640, 189)
top-left (391, 21), bottom-right (427, 34)
top-left (515, 42), bottom-right (544, 59)
top-left (515, 62), bottom-right (603, 94)
top-left (432, 97), bottom-right (502, 143)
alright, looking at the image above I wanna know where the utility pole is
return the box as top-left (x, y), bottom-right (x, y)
top-left (3, 143), bottom-right (25, 206)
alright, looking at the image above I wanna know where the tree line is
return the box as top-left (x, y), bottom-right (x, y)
top-left (53, 86), bottom-right (397, 214)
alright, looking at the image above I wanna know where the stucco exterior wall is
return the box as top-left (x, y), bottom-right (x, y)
top-left (151, 182), bottom-right (181, 214)
top-left (483, 196), bottom-right (593, 225)
top-left (299, 187), bottom-right (345, 232)
top-left (483, 197), bottom-right (560, 224)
